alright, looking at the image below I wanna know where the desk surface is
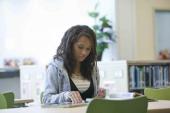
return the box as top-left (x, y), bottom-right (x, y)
top-left (14, 99), bottom-right (34, 104)
top-left (1, 101), bottom-right (170, 113)
top-left (148, 101), bottom-right (170, 113)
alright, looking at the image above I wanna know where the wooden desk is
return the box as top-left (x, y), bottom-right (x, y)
top-left (14, 99), bottom-right (34, 107)
top-left (148, 101), bottom-right (170, 113)
top-left (0, 101), bottom-right (170, 113)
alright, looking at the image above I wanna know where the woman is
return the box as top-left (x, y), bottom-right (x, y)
top-left (42, 25), bottom-right (104, 104)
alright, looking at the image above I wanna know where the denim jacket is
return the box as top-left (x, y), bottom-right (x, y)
top-left (42, 59), bottom-right (100, 104)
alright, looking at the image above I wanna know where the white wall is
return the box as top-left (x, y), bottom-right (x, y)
top-left (116, 0), bottom-right (137, 60)
top-left (116, 0), bottom-right (170, 60)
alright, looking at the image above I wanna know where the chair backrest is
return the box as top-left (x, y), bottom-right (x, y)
top-left (40, 92), bottom-right (44, 104)
top-left (3, 92), bottom-right (15, 108)
top-left (86, 95), bottom-right (148, 113)
top-left (144, 87), bottom-right (170, 100)
top-left (0, 94), bottom-right (7, 109)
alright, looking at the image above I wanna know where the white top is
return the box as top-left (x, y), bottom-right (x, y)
top-left (71, 74), bottom-right (90, 93)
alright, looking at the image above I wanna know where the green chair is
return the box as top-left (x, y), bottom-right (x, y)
top-left (3, 92), bottom-right (15, 108)
top-left (0, 94), bottom-right (7, 109)
top-left (144, 87), bottom-right (170, 100)
top-left (86, 95), bottom-right (148, 113)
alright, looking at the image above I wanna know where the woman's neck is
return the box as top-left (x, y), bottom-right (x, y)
top-left (73, 62), bottom-right (81, 74)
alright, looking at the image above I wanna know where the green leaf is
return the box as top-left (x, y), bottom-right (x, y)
top-left (93, 25), bottom-right (100, 31)
top-left (88, 12), bottom-right (99, 18)
top-left (96, 42), bottom-right (108, 55)
top-left (100, 16), bottom-right (112, 28)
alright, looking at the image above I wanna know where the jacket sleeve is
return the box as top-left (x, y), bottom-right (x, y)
top-left (92, 65), bottom-right (100, 96)
top-left (96, 66), bottom-right (100, 93)
top-left (42, 64), bottom-right (71, 104)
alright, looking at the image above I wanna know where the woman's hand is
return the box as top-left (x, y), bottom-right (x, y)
top-left (97, 88), bottom-right (106, 98)
top-left (68, 91), bottom-right (83, 104)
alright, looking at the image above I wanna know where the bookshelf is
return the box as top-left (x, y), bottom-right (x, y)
top-left (97, 60), bottom-right (170, 94)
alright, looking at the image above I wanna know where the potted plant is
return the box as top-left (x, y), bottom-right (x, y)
top-left (88, 3), bottom-right (116, 60)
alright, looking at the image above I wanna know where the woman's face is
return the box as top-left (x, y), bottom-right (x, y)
top-left (73, 36), bottom-right (92, 62)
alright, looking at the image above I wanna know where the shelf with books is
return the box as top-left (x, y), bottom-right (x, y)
top-left (128, 60), bottom-right (170, 93)
top-left (97, 60), bottom-right (170, 94)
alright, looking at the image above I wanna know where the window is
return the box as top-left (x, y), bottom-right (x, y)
top-left (0, 0), bottom-right (115, 65)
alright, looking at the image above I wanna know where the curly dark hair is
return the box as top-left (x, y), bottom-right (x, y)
top-left (54, 25), bottom-right (97, 80)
